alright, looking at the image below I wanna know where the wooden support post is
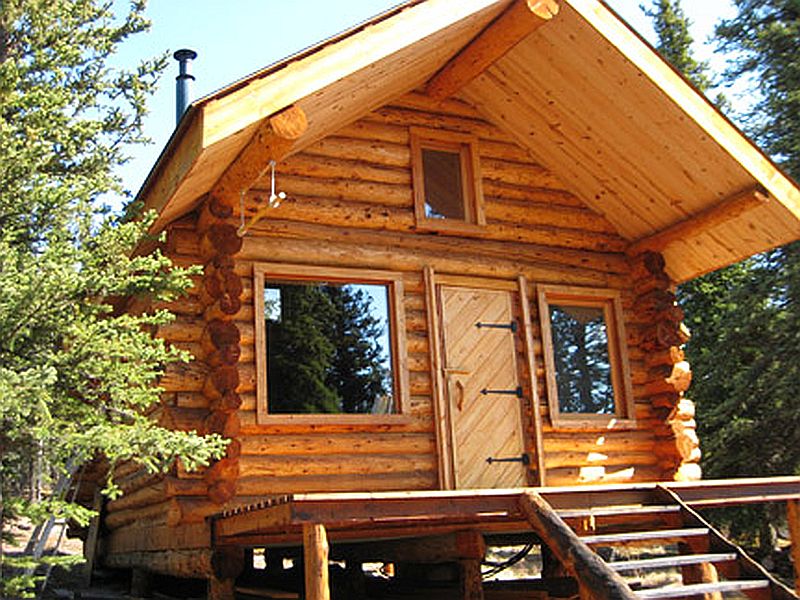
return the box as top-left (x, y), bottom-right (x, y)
top-left (788, 499), bottom-right (800, 595)
top-left (303, 523), bottom-right (330, 600)
top-left (82, 489), bottom-right (104, 587)
top-left (130, 568), bottom-right (152, 599)
top-left (459, 559), bottom-right (484, 600)
top-left (207, 577), bottom-right (235, 600)
top-left (678, 541), bottom-right (722, 600)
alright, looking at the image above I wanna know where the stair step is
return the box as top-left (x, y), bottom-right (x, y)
top-left (557, 504), bottom-right (681, 519)
top-left (634, 580), bottom-right (769, 599)
top-left (580, 527), bottom-right (709, 546)
top-left (608, 552), bottom-right (738, 572)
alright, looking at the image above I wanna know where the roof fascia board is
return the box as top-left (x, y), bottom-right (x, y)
top-left (200, 0), bottom-right (507, 149)
top-left (565, 0), bottom-right (800, 224)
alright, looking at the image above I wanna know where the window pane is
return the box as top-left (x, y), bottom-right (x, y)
top-left (548, 304), bottom-right (615, 414)
top-left (264, 281), bottom-right (394, 415)
top-left (422, 148), bottom-right (465, 219)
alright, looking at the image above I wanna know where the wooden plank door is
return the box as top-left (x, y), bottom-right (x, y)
top-left (440, 285), bottom-right (529, 489)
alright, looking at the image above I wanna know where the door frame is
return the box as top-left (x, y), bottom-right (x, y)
top-left (423, 269), bottom-right (545, 489)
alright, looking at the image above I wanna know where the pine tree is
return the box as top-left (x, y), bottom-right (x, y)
top-left (0, 1), bottom-right (227, 595)
top-left (646, 0), bottom-right (800, 552)
top-left (265, 283), bottom-right (391, 414)
top-left (324, 286), bottom-right (390, 414)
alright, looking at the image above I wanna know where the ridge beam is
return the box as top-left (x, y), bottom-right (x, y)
top-left (426, 0), bottom-right (559, 101)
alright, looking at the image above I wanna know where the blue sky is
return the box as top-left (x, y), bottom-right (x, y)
top-left (112, 1), bottom-right (738, 200)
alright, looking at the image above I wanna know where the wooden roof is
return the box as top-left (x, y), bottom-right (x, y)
top-left (139, 0), bottom-right (800, 283)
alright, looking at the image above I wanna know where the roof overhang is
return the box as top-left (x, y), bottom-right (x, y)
top-left (137, 0), bottom-right (800, 283)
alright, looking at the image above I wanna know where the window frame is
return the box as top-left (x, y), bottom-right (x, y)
top-left (253, 262), bottom-right (410, 425)
top-left (410, 127), bottom-right (485, 233)
top-left (537, 285), bottom-right (635, 429)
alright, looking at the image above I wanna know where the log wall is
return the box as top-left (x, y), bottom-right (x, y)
top-left (102, 92), bottom-right (692, 564)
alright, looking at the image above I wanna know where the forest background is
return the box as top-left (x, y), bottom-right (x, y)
top-left (0, 0), bottom-right (798, 596)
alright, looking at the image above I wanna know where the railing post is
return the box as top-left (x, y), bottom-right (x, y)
top-left (788, 500), bottom-right (800, 595)
top-left (304, 523), bottom-right (330, 600)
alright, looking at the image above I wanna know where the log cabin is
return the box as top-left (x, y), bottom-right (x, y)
top-left (88, 1), bottom-right (800, 598)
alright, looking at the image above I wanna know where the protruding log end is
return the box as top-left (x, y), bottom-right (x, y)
top-left (528, 0), bottom-right (559, 19)
top-left (269, 104), bottom-right (308, 140)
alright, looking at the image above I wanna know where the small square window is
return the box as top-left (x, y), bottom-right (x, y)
top-left (538, 286), bottom-right (635, 427)
top-left (411, 128), bottom-right (485, 231)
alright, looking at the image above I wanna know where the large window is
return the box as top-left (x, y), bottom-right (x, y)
top-left (537, 285), bottom-right (634, 427)
top-left (410, 127), bottom-right (485, 232)
top-left (254, 264), bottom-right (408, 423)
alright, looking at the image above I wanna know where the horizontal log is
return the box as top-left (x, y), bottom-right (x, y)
top-left (235, 470), bottom-right (438, 496)
top-left (372, 105), bottom-right (510, 142)
top-left (255, 174), bottom-right (412, 208)
top-left (105, 522), bottom-right (211, 555)
top-left (240, 194), bottom-right (624, 252)
top-left (303, 135), bottom-right (409, 168)
top-left (103, 549), bottom-right (213, 579)
top-left (239, 227), bottom-right (626, 288)
top-left (106, 477), bottom-right (210, 514)
top-left (542, 465), bottom-right (665, 487)
top-left (170, 218), bottom-right (629, 276)
top-left (238, 411), bottom-right (433, 435)
top-left (238, 453), bottom-right (436, 478)
top-left (282, 153), bottom-right (410, 186)
top-left (240, 432), bottom-right (436, 456)
top-left (543, 451), bottom-right (659, 470)
top-left (105, 499), bottom-right (173, 530)
top-left (157, 406), bottom-right (209, 433)
top-left (485, 196), bottom-right (615, 234)
top-left (167, 497), bottom-right (225, 526)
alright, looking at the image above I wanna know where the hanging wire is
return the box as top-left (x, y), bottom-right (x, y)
top-left (237, 160), bottom-right (285, 237)
top-left (481, 543), bottom-right (535, 579)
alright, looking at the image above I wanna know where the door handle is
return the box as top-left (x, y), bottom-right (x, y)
top-left (447, 377), bottom-right (465, 411)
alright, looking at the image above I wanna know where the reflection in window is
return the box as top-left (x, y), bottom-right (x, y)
top-left (263, 281), bottom-right (394, 415)
top-left (549, 304), bottom-right (614, 414)
top-left (421, 148), bottom-right (465, 219)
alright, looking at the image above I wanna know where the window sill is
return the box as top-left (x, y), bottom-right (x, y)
top-left (255, 413), bottom-right (416, 427)
top-left (549, 415), bottom-right (638, 431)
top-left (414, 219), bottom-right (486, 236)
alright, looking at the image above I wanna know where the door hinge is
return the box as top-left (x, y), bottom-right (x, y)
top-left (481, 386), bottom-right (523, 398)
top-left (475, 321), bottom-right (517, 332)
top-left (486, 453), bottom-right (530, 466)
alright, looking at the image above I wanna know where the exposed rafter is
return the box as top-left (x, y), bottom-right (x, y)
top-left (627, 187), bottom-right (771, 256)
top-left (426, 0), bottom-right (559, 101)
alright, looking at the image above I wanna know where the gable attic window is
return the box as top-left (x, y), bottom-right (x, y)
top-left (254, 263), bottom-right (409, 424)
top-left (537, 285), bottom-right (635, 428)
top-left (410, 127), bottom-right (485, 231)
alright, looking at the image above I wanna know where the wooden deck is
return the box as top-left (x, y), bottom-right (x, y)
top-left (211, 476), bottom-right (800, 548)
